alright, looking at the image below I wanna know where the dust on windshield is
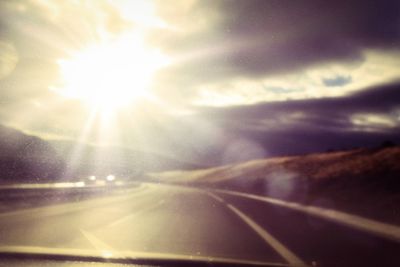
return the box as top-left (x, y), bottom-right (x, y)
top-left (0, 1), bottom-right (400, 267)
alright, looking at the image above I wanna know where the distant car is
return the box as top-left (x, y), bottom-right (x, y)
top-left (85, 175), bottom-right (119, 186)
top-left (105, 174), bottom-right (116, 183)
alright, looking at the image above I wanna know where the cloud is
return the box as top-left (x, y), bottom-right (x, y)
top-left (191, 81), bottom-right (400, 156)
top-left (188, 50), bottom-right (400, 106)
top-left (2, 78), bottom-right (400, 165)
top-left (199, 81), bottom-right (400, 121)
top-left (152, 0), bottom-right (400, 78)
top-left (0, 0), bottom-right (399, 163)
top-left (1, 0), bottom-right (399, 109)
top-left (148, 0), bottom-right (400, 105)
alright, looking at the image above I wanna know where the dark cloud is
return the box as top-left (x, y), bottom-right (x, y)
top-left (153, 0), bottom-right (400, 87)
top-left (182, 81), bottom-right (400, 161)
top-left (199, 81), bottom-right (400, 119)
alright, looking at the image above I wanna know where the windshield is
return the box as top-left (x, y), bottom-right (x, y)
top-left (0, 1), bottom-right (400, 266)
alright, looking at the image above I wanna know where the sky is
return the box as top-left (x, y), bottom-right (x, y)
top-left (0, 0), bottom-right (399, 164)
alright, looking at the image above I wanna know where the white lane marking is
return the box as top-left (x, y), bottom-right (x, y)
top-left (226, 204), bottom-right (308, 267)
top-left (207, 192), bottom-right (307, 267)
top-left (208, 192), bottom-right (225, 203)
top-left (106, 199), bottom-right (165, 228)
top-left (79, 229), bottom-right (114, 252)
top-left (217, 189), bottom-right (400, 243)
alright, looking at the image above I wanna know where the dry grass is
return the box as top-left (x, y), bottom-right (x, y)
top-left (150, 146), bottom-right (400, 224)
top-left (150, 147), bottom-right (400, 185)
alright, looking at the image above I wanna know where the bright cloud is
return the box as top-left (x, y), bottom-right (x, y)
top-left (193, 50), bottom-right (400, 107)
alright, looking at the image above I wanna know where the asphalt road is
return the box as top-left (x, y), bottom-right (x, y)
top-left (0, 183), bottom-right (399, 267)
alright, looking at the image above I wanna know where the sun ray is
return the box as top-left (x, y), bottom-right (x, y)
top-left (62, 107), bottom-right (98, 179)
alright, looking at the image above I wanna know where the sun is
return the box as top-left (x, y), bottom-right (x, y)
top-left (53, 34), bottom-right (169, 111)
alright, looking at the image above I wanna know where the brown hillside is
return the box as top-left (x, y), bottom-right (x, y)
top-left (150, 146), bottom-right (400, 224)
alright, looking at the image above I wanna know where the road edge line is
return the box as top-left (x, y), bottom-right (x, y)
top-left (216, 189), bottom-right (400, 243)
top-left (208, 193), bottom-right (308, 267)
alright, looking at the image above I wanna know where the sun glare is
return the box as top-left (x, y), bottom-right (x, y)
top-left (53, 34), bottom-right (169, 110)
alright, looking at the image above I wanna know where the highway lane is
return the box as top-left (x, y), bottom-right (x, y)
top-left (0, 184), bottom-right (289, 266)
top-left (0, 183), bottom-right (399, 266)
